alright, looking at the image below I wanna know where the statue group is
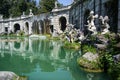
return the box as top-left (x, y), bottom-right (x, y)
top-left (86, 11), bottom-right (110, 35)
top-left (52, 10), bottom-right (111, 43)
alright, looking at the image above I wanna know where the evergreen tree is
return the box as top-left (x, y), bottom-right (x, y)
top-left (0, 0), bottom-right (11, 18)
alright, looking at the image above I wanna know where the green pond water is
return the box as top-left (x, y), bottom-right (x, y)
top-left (0, 37), bottom-right (110, 80)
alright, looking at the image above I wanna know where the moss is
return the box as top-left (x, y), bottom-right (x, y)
top-left (13, 76), bottom-right (27, 80)
top-left (51, 37), bottom-right (60, 40)
top-left (18, 76), bottom-right (27, 80)
top-left (63, 41), bottom-right (80, 50)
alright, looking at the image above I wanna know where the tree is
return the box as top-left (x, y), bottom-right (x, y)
top-left (39, 0), bottom-right (56, 13)
top-left (0, 0), bottom-right (39, 18)
top-left (0, 0), bottom-right (11, 18)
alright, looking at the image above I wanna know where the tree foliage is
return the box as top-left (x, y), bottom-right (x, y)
top-left (0, 0), bottom-right (63, 18)
top-left (39, 0), bottom-right (56, 13)
top-left (0, 0), bottom-right (38, 18)
top-left (39, 0), bottom-right (63, 13)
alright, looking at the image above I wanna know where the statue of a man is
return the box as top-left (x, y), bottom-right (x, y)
top-left (87, 11), bottom-right (98, 35)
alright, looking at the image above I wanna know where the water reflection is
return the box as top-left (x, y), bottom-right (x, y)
top-left (0, 37), bottom-right (110, 80)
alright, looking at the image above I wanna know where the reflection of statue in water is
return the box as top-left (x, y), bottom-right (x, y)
top-left (86, 11), bottom-right (98, 35)
top-left (87, 73), bottom-right (94, 80)
top-left (99, 16), bottom-right (110, 34)
top-left (55, 1), bottom-right (58, 8)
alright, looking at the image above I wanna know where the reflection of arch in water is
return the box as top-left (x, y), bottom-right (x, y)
top-left (59, 16), bottom-right (67, 32)
top-left (14, 42), bottom-right (21, 49)
top-left (25, 22), bottom-right (29, 34)
top-left (32, 20), bottom-right (39, 34)
top-left (14, 23), bottom-right (20, 33)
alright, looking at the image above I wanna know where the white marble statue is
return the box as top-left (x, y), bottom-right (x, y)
top-left (29, 9), bottom-right (33, 16)
top-left (78, 31), bottom-right (85, 42)
top-left (99, 16), bottom-right (110, 34)
top-left (87, 11), bottom-right (98, 35)
top-left (55, 1), bottom-right (58, 8)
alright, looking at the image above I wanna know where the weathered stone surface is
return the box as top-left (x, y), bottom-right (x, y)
top-left (113, 54), bottom-right (120, 63)
top-left (82, 52), bottom-right (99, 62)
top-left (97, 35), bottom-right (109, 44)
top-left (95, 44), bottom-right (107, 50)
top-left (29, 35), bottom-right (46, 39)
top-left (0, 71), bottom-right (18, 80)
top-left (115, 42), bottom-right (120, 49)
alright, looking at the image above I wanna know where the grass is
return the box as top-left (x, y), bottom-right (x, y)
top-left (82, 45), bottom-right (96, 54)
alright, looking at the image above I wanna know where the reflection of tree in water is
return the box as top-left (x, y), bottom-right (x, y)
top-left (87, 74), bottom-right (94, 80)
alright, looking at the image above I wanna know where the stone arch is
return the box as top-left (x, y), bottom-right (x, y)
top-left (25, 22), bottom-right (29, 34)
top-left (59, 16), bottom-right (67, 32)
top-left (14, 23), bottom-right (20, 33)
top-left (32, 20), bottom-right (39, 34)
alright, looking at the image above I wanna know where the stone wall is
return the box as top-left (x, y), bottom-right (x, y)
top-left (118, 0), bottom-right (120, 32)
top-left (51, 6), bottom-right (70, 32)
top-left (69, 0), bottom-right (119, 33)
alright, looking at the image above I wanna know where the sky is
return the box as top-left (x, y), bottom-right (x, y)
top-left (36, 0), bottom-right (73, 6)
top-left (58, 0), bottom-right (73, 6)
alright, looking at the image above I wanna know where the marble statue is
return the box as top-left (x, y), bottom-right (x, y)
top-left (78, 31), bottom-right (85, 42)
top-left (99, 16), bottom-right (110, 34)
top-left (29, 9), bottom-right (33, 16)
top-left (55, 1), bottom-right (58, 8)
top-left (87, 11), bottom-right (98, 35)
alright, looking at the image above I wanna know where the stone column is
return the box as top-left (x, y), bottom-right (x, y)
top-left (29, 22), bottom-right (32, 34)
top-left (118, 0), bottom-right (120, 32)
top-left (9, 17), bottom-right (12, 34)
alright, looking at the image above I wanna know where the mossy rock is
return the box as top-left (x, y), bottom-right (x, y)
top-left (77, 52), bottom-right (103, 72)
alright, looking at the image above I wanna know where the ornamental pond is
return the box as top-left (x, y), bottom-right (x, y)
top-left (0, 37), bottom-right (110, 80)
